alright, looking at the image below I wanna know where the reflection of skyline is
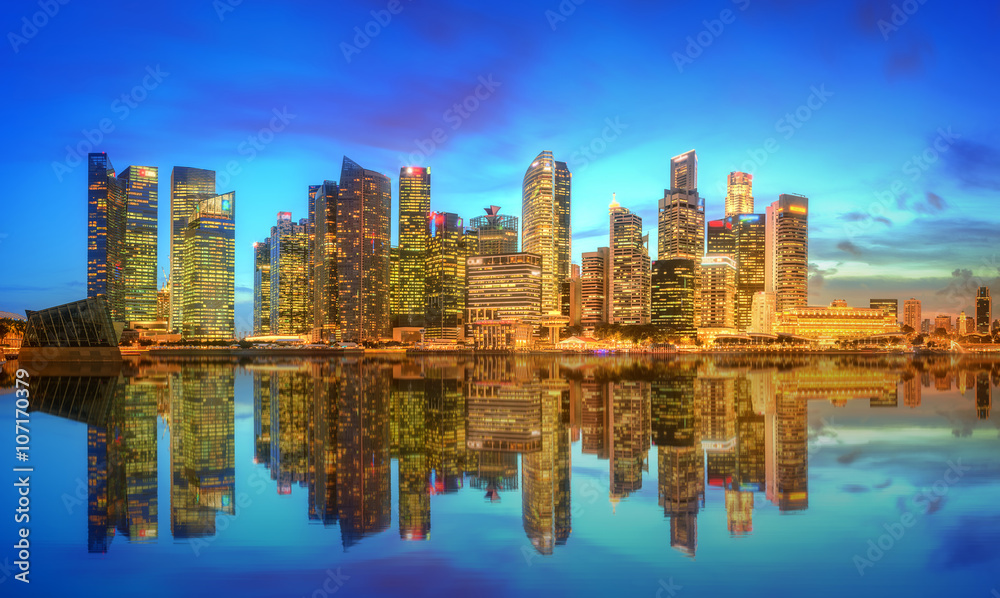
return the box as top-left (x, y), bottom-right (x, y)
top-left (21, 353), bottom-right (997, 555)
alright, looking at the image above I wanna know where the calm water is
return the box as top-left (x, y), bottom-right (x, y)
top-left (1, 354), bottom-right (999, 597)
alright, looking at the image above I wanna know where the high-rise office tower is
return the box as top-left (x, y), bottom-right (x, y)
top-left (337, 156), bottom-right (391, 342)
top-left (651, 259), bottom-right (696, 337)
top-left (253, 239), bottom-right (271, 335)
top-left (424, 212), bottom-right (471, 339)
top-left (977, 287), bottom-right (992, 334)
top-left (470, 205), bottom-right (518, 256)
top-left (118, 166), bottom-right (159, 321)
top-left (561, 264), bottom-right (582, 326)
top-left (765, 194), bottom-right (808, 314)
top-left (903, 298), bottom-right (921, 331)
top-left (181, 192), bottom-right (235, 341)
top-left (700, 255), bottom-right (737, 329)
top-left (269, 213), bottom-right (312, 335)
top-left (609, 195), bottom-right (650, 325)
top-left (466, 253), bottom-right (543, 326)
top-left (397, 167), bottom-right (431, 328)
top-left (87, 153), bottom-right (128, 320)
top-left (658, 150), bottom-right (704, 325)
top-left (170, 167), bottom-right (216, 332)
top-left (581, 247), bottom-right (611, 327)
top-left (725, 172), bottom-right (754, 218)
top-left (706, 219), bottom-right (734, 256)
top-left (390, 247), bottom-right (400, 327)
top-left (869, 299), bottom-right (899, 324)
top-left (733, 214), bottom-right (767, 331)
top-left (522, 151), bottom-right (571, 315)
top-left (312, 180), bottom-right (340, 340)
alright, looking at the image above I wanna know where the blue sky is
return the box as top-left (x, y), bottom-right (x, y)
top-left (2, 0), bottom-right (999, 331)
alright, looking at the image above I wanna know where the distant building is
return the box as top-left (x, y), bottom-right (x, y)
top-left (581, 247), bottom-right (611, 327)
top-left (725, 171), bottom-right (754, 218)
top-left (253, 239), bottom-right (271, 335)
top-left (609, 196), bottom-right (650, 325)
top-left (706, 219), bottom-right (734, 256)
top-left (776, 301), bottom-right (898, 342)
top-left (469, 206), bottom-right (518, 256)
top-left (934, 314), bottom-right (952, 334)
top-left (977, 287), bottom-right (992, 334)
top-left (869, 299), bottom-right (898, 324)
top-left (903, 298), bottom-right (921, 331)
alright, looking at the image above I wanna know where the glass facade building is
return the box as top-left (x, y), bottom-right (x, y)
top-left (118, 166), bottom-right (159, 321)
top-left (312, 180), bottom-right (340, 340)
top-left (766, 194), bottom-right (809, 314)
top-left (170, 167), bottom-right (216, 331)
top-left (470, 206), bottom-right (518, 256)
top-left (732, 214), bottom-right (767, 331)
top-left (424, 212), bottom-right (471, 339)
top-left (269, 213), bottom-right (312, 335)
top-left (466, 253), bottom-right (543, 327)
top-left (253, 239), bottom-right (271, 335)
top-left (87, 153), bottom-right (128, 320)
top-left (651, 258), bottom-right (696, 337)
top-left (181, 192), bottom-right (235, 341)
top-left (581, 247), bottom-right (610, 327)
top-left (522, 151), bottom-right (571, 315)
top-left (609, 197), bottom-right (650, 325)
top-left (397, 167), bottom-right (431, 328)
top-left (23, 297), bottom-right (120, 348)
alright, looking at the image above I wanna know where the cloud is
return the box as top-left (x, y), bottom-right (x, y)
top-left (809, 263), bottom-right (839, 291)
top-left (943, 138), bottom-right (1000, 191)
top-left (837, 240), bottom-right (864, 256)
top-left (913, 191), bottom-right (947, 214)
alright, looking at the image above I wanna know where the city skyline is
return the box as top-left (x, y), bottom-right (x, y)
top-left (4, 1), bottom-right (999, 330)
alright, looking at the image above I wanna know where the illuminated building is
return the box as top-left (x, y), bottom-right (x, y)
top-left (934, 314), bottom-right (952, 334)
top-left (522, 151), bottom-right (572, 315)
top-left (706, 219), bottom-right (734, 256)
top-left (870, 299), bottom-right (898, 324)
top-left (470, 205), bottom-right (518, 256)
top-left (581, 381), bottom-right (609, 458)
top-left (651, 258), bottom-right (696, 337)
top-left (658, 150), bottom-right (704, 326)
top-left (466, 382), bottom-right (542, 453)
top-left (765, 194), bottom-right (808, 313)
top-left (312, 180), bottom-right (340, 340)
top-left (390, 247), bottom-right (400, 326)
top-left (977, 287), bottom-right (992, 334)
top-left (269, 212), bottom-right (312, 335)
top-left (117, 377), bottom-right (160, 543)
top-left (958, 312), bottom-right (975, 336)
top-left (750, 291), bottom-right (776, 334)
top-left (88, 153), bottom-right (126, 319)
top-left (170, 166), bottom-right (216, 332)
top-left (268, 370), bottom-right (314, 492)
top-left (700, 255), bottom-right (737, 330)
top-left (608, 381), bottom-right (650, 503)
top-left (921, 318), bottom-right (931, 334)
top-left (466, 253), bottom-right (542, 328)
top-left (180, 192), bottom-right (235, 341)
top-left (170, 364), bottom-right (236, 538)
top-left (609, 195), bottom-right (651, 325)
top-left (425, 212), bottom-right (472, 340)
top-left (156, 283), bottom-right (170, 322)
top-left (776, 302), bottom-right (898, 341)
top-left (725, 171), bottom-right (754, 218)
top-left (581, 247), bottom-right (611, 326)
top-left (337, 157), bottom-right (391, 342)
top-left (253, 239), bottom-right (271, 335)
top-left (903, 298), bottom-right (921, 331)
top-left (560, 263), bottom-right (582, 326)
top-left (767, 389), bottom-right (807, 511)
top-left (831, 299), bottom-right (848, 308)
top-left (397, 167), bottom-right (431, 328)
top-left (118, 166), bottom-right (159, 321)
top-left (732, 214), bottom-right (767, 331)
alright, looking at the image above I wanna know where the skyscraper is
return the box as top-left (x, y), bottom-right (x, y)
top-left (118, 166), bottom-right (159, 321)
top-left (337, 156), bottom-right (392, 342)
top-left (651, 259), bottom-right (696, 337)
top-left (87, 153), bottom-right (127, 320)
top-left (312, 180), bottom-right (340, 340)
top-left (706, 219), bottom-right (734, 256)
top-left (725, 172), bottom-right (754, 218)
top-left (181, 192), bottom-right (235, 341)
top-left (977, 287), bottom-right (991, 334)
top-left (522, 151), bottom-right (571, 315)
top-left (466, 253), bottom-right (543, 326)
top-left (170, 167), bottom-right (216, 332)
top-left (561, 263), bottom-right (582, 326)
top-left (609, 195), bottom-right (650, 325)
top-left (425, 212), bottom-right (471, 340)
top-left (732, 214), bottom-right (767, 331)
top-left (765, 194), bottom-right (808, 314)
top-left (903, 298), bottom-right (921, 331)
top-left (253, 239), bottom-right (271, 336)
top-left (397, 167), bottom-right (431, 328)
top-left (469, 206), bottom-right (518, 256)
top-left (700, 255), bottom-right (737, 330)
top-left (658, 150), bottom-right (704, 325)
top-left (581, 247), bottom-right (611, 327)
top-left (269, 213), bottom-right (312, 335)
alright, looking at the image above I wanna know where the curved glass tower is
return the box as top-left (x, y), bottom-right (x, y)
top-left (521, 151), bottom-right (571, 315)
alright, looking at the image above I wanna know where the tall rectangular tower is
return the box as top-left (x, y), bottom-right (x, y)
top-left (397, 167), bottom-right (431, 328)
top-left (181, 192), bottom-right (235, 340)
top-left (119, 166), bottom-right (159, 322)
top-left (170, 167), bottom-right (216, 331)
top-left (609, 197), bottom-right (650, 325)
top-left (765, 194), bottom-right (808, 314)
top-left (87, 153), bottom-right (128, 320)
top-left (312, 180), bottom-right (340, 340)
top-left (269, 213), bottom-right (312, 335)
top-left (522, 151), bottom-right (571, 315)
top-left (581, 247), bottom-right (611, 327)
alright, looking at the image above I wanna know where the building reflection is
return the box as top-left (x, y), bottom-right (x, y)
top-left (20, 353), bottom-right (998, 554)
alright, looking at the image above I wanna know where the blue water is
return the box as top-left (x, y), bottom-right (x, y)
top-left (1, 354), bottom-right (998, 597)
